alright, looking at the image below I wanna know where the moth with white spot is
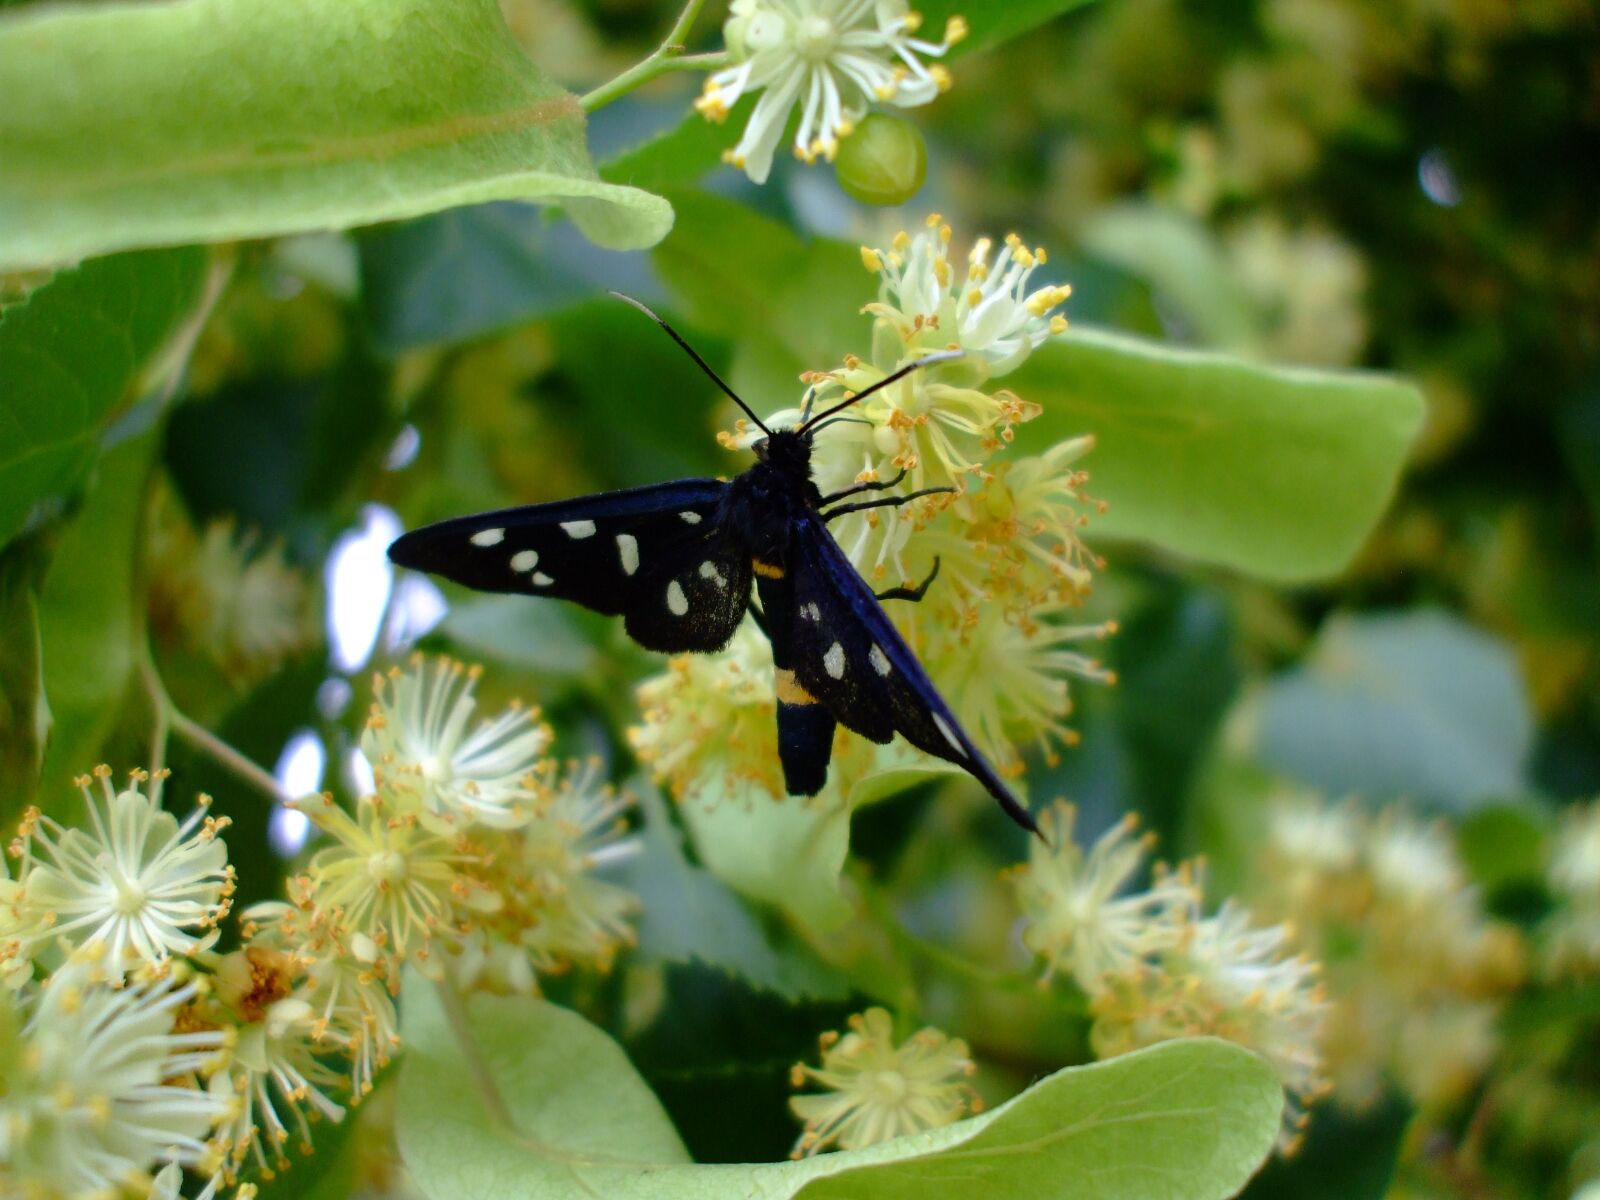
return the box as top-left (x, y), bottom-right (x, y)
top-left (387, 296), bottom-right (1039, 834)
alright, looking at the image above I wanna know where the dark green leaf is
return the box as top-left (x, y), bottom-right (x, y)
top-left (920, 0), bottom-right (1102, 56)
top-left (357, 202), bottom-right (660, 352)
top-left (0, 247), bottom-right (208, 548)
top-left (35, 425), bottom-right (161, 816)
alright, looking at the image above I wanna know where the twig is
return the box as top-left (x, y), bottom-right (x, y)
top-left (580, 0), bottom-right (727, 111)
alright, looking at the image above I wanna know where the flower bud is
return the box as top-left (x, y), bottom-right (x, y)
top-left (835, 113), bottom-right (927, 206)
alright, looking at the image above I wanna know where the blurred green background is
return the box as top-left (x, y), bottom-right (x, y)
top-left (2, 0), bottom-right (1598, 1197)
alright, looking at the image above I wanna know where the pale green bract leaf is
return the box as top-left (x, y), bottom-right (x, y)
top-left (397, 988), bottom-right (1283, 1200)
top-left (623, 787), bottom-right (849, 1001)
top-left (678, 775), bottom-right (855, 931)
top-left (0, 0), bottom-right (672, 270)
top-left (0, 248), bottom-right (208, 549)
top-left (1012, 330), bottom-right (1425, 582)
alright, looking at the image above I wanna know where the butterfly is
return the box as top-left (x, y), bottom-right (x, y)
top-left (387, 295), bottom-right (1037, 834)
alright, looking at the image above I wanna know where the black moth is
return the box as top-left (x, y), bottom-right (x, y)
top-left (388, 295), bottom-right (1037, 834)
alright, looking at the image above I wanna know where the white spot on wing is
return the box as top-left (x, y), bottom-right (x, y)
top-left (932, 713), bottom-right (964, 755)
top-left (869, 644), bottom-right (891, 676)
top-left (823, 642), bottom-right (845, 679)
top-left (510, 549), bottom-right (539, 572)
top-left (561, 520), bottom-right (597, 539)
top-left (471, 528), bottom-right (505, 547)
top-left (679, 511), bottom-right (702, 525)
top-left (667, 580), bottom-right (689, 616)
top-left (617, 534), bottom-right (640, 576)
top-left (698, 560), bottom-right (726, 588)
top-left (532, 572), bottom-right (554, 587)
top-left (801, 602), bottom-right (821, 622)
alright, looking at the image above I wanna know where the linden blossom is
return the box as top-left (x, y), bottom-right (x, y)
top-left (696, 1), bottom-right (967, 183)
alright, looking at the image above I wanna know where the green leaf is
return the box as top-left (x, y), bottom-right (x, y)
top-left (441, 595), bottom-right (599, 679)
top-left (678, 775), bottom-right (855, 931)
top-left (920, 0), bottom-right (1102, 55)
top-left (0, 542), bottom-right (49, 821)
top-left (1079, 203), bottom-right (1260, 350)
top-left (1235, 610), bottom-right (1534, 810)
top-left (600, 97), bottom-right (756, 194)
top-left (0, 0), bottom-right (672, 270)
top-left (1012, 329), bottom-right (1425, 581)
top-left (623, 787), bottom-right (849, 1001)
top-left (34, 425), bottom-right (161, 817)
top-left (356, 202), bottom-right (659, 352)
top-left (0, 247), bottom-right (208, 548)
top-left (398, 988), bottom-right (1283, 1200)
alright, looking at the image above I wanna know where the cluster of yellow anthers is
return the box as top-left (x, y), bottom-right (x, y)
top-left (634, 219), bottom-right (1111, 809)
top-left (789, 1007), bottom-right (980, 1156)
top-left (696, 1), bottom-right (965, 183)
top-left (1247, 796), bottom-right (1527, 1113)
top-left (1011, 802), bottom-right (1330, 1153)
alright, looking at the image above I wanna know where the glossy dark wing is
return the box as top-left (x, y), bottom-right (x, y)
top-left (786, 514), bottom-right (1037, 833)
top-left (388, 480), bottom-right (751, 653)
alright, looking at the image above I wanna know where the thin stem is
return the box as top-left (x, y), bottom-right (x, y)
top-left (580, 0), bottom-right (727, 111)
top-left (138, 651), bottom-right (291, 806)
top-left (434, 978), bottom-right (519, 1136)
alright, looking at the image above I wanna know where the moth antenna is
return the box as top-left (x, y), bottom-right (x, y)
top-left (798, 350), bottom-right (965, 434)
top-left (608, 291), bottom-right (773, 436)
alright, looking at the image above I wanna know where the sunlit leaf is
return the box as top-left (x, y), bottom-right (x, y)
top-left (397, 987), bottom-right (1283, 1200)
top-left (1013, 330), bottom-right (1426, 581)
top-left (0, 0), bottom-right (672, 270)
top-left (0, 247), bottom-right (208, 548)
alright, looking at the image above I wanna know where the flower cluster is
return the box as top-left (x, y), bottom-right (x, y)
top-left (1245, 796), bottom-right (1524, 1113)
top-left (1545, 799), bottom-right (1600, 978)
top-left (148, 494), bottom-right (318, 689)
top-left (789, 1006), bottom-right (979, 1156)
top-left (634, 219), bottom-right (1110, 817)
top-left (2, 771), bottom-right (246, 1199)
top-left (1012, 801), bottom-right (1330, 1152)
top-left (697, 1), bottom-right (966, 183)
top-left (0, 657), bottom-right (637, 1196)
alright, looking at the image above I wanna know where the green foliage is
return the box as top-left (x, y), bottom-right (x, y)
top-left (396, 986), bottom-right (1283, 1200)
top-left (1013, 332), bottom-right (1425, 581)
top-left (921, 0), bottom-right (1102, 57)
top-left (1239, 610), bottom-right (1534, 808)
top-left (31, 428), bottom-right (160, 823)
top-left (0, 248), bottom-right (208, 548)
top-left (0, 0), bottom-right (671, 271)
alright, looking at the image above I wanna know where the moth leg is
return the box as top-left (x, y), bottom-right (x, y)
top-left (821, 486), bottom-right (956, 521)
top-left (875, 556), bottom-right (941, 604)
top-left (821, 468), bottom-right (908, 504)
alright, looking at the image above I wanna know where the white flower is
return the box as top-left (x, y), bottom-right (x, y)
top-left (294, 792), bottom-right (499, 979)
top-left (362, 654), bottom-right (550, 831)
top-left (0, 954), bottom-right (231, 1196)
top-left (1012, 803), bottom-right (1192, 993)
top-left (789, 1007), bottom-right (977, 1156)
top-left (697, 1), bottom-right (966, 183)
top-left (8, 766), bottom-right (234, 980)
top-left (1549, 799), bottom-right (1600, 906)
top-left (861, 217), bottom-right (1073, 376)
